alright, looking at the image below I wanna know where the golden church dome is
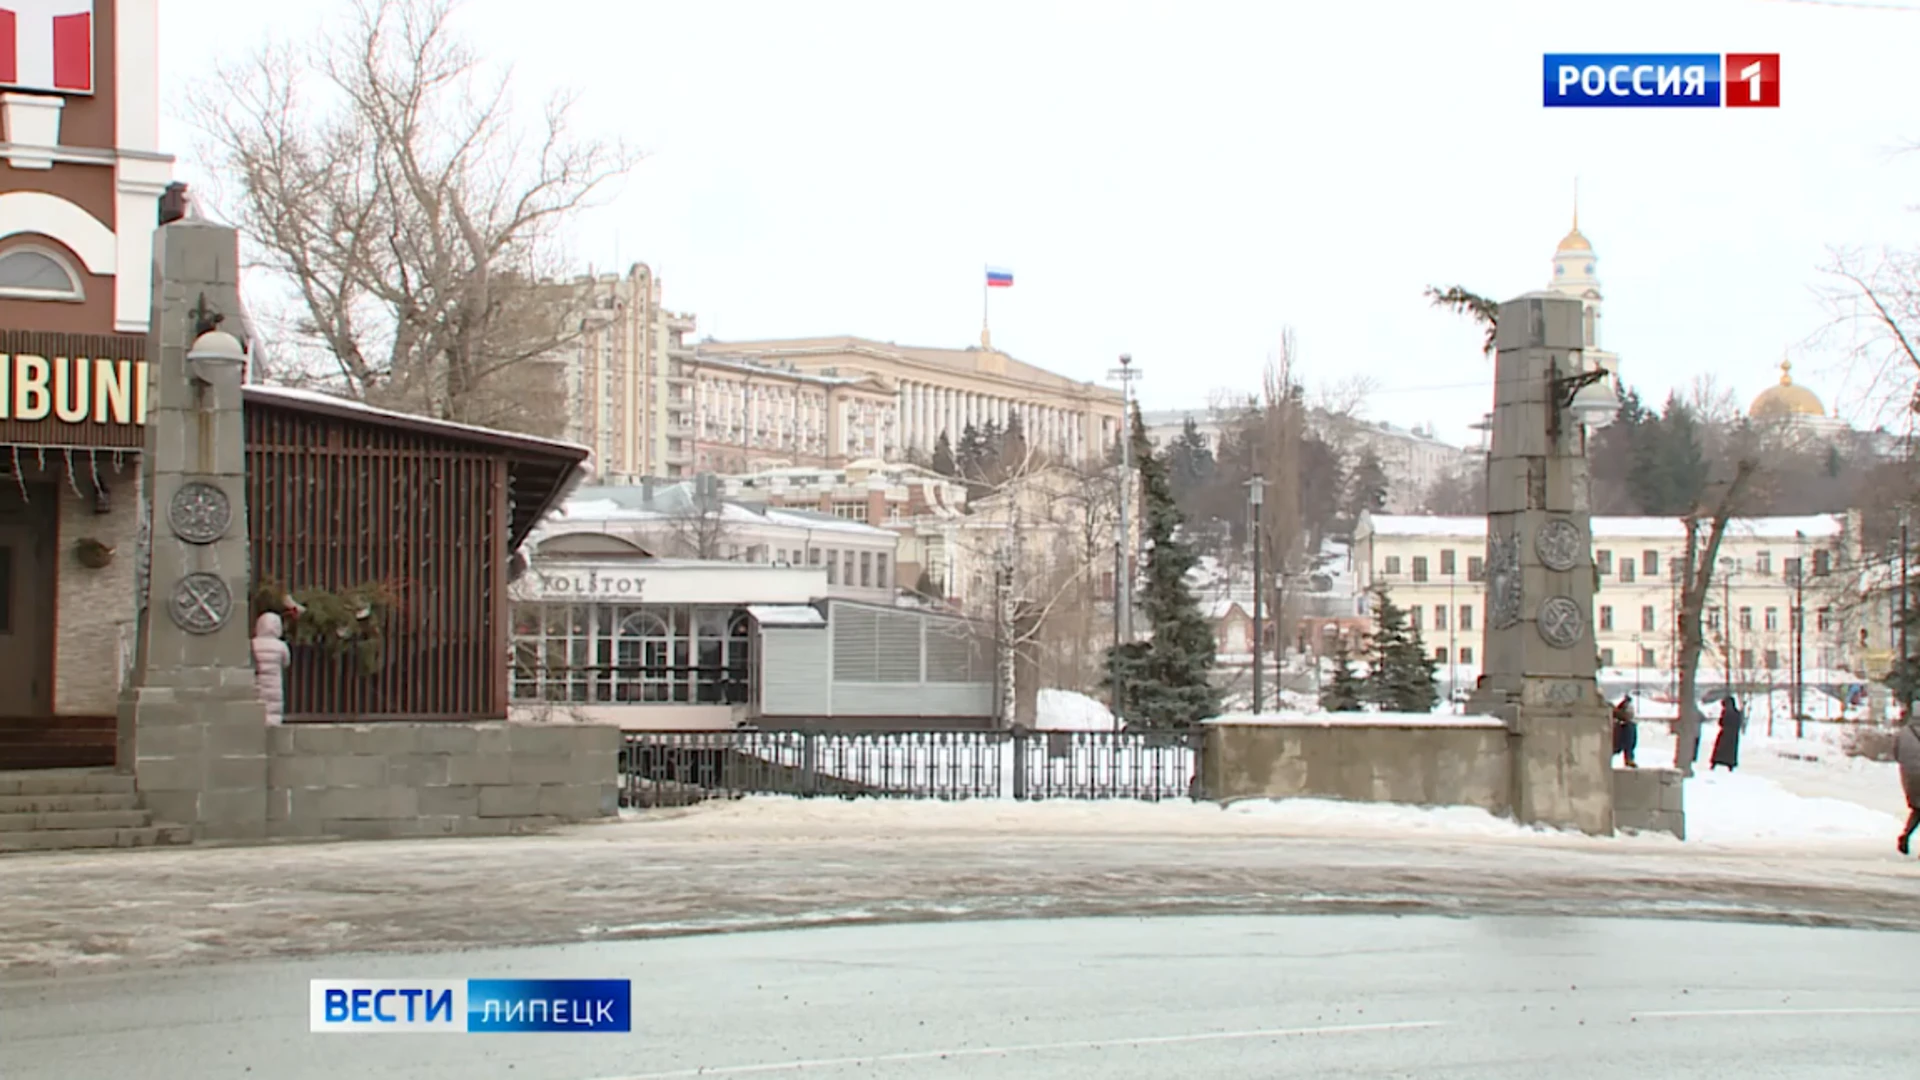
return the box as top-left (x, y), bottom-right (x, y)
top-left (1749, 360), bottom-right (1825, 419)
top-left (1556, 227), bottom-right (1592, 254)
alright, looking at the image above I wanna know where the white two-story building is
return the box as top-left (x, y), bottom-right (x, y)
top-left (1352, 513), bottom-right (1861, 691)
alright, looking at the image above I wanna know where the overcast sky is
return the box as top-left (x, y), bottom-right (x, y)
top-left (162, 0), bottom-right (1920, 447)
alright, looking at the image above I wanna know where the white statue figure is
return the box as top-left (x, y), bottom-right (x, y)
top-left (252, 612), bottom-right (291, 724)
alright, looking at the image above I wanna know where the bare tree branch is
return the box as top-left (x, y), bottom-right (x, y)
top-left (188, 0), bottom-right (640, 434)
top-left (1672, 457), bottom-right (1761, 775)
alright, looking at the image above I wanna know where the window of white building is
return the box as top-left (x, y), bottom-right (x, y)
top-left (511, 603), bottom-right (751, 705)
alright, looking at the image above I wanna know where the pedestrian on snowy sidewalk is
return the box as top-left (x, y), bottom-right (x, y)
top-left (1896, 718), bottom-right (1920, 856)
top-left (1611, 696), bottom-right (1638, 768)
top-left (1710, 697), bottom-right (1745, 772)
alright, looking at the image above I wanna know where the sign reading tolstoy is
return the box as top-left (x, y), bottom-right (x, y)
top-left (0, 353), bottom-right (150, 425)
top-left (526, 569), bottom-right (650, 600)
top-left (516, 560), bottom-right (828, 607)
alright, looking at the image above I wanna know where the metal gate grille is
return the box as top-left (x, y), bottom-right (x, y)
top-left (620, 729), bottom-right (1198, 806)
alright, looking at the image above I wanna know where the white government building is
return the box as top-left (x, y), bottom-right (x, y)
top-left (1352, 513), bottom-right (1863, 688)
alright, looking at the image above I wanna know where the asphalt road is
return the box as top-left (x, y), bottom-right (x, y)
top-left (5, 915), bottom-right (1919, 1079)
top-left (8, 804), bottom-right (1920, 978)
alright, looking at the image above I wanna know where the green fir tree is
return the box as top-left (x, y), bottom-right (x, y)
top-left (1319, 638), bottom-right (1366, 712)
top-left (1362, 587), bottom-right (1439, 713)
top-left (1343, 448), bottom-right (1390, 525)
top-left (1102, 404), bottom-right (1222, 728)
top-left (931, 431), bottom-right (957, 477)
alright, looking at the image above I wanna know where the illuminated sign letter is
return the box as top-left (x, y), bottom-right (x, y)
top-left (53, 356), bottom-right (90, 422)
top-left (13, 354), bottom-right (51, 421)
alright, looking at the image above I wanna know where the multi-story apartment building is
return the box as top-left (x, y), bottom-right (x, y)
top-left (696, 337), bottom-right (1127, 465)
top-left (1351, 513), bottom-right (1861, 684)
top-left (533, 264), bottom-right (698, 481)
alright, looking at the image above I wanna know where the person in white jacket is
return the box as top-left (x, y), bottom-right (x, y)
top-left (252, 612), bottom-right (291, 725)
top-left (1895, 718), bottom-right (1920, 856)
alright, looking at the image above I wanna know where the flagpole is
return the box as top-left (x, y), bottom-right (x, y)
top-left (981, 265), bottom-right (990, 349)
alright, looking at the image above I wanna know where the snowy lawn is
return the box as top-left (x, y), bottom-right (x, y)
top-left (1623, 719), bottom-right (1909, 846)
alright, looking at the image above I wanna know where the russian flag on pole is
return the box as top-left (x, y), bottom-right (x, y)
top-left (986, 267), bottom-right (1014, 288)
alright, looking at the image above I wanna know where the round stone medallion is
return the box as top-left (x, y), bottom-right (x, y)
top-left (169, 572), bottom-right (233, 635)
top-left (168, 481), bottom-right (232, 545)
top-left (1534, 517), bottom-right (1584, 572)
top-left (1537, 595), bottom-right (1586, 650)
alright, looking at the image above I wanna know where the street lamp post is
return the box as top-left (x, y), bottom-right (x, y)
top-left (1110, 518), bottom-right (1124, 722)
top-left (1107, 354), bottom-right (1140, 649)
top-left (1104, 354), bottom-right (1141, 725)
top-left (1902, 507), bottom-right (1912, 721)
top-left (1447, 571), bottom-right (1458, 702)
top-left (1632, 633), bottom-right (1642, 698)
top-left (1248, 475), bottom-right (1266, 713)
top-left (1792, 531), bottom-right (1807, 738)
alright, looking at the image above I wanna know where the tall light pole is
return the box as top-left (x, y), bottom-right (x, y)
top-left (1632, 632), bottom-right (1643, 698)
top-left (1902, 507), bottom-right (1912, 721)
top-left (1107, 354), bottom-right (1141, 651)
top-left (1446, 570), bottom-right (1458, 701)
top-left (1792, 530), bottom-right (1807, 737)
top-left (1248, 475), bottom-right (1266, 713)
top-left (1110, 518), bottom-right (1125, 722)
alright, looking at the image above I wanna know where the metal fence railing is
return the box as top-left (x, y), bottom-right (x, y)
top-left (619, 728), bottom-right (1201, 807)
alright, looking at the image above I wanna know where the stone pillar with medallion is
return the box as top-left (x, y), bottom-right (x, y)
top-left (1469, 292), bottom-right (1615, 835)
top-left (115, 219), bottom-right (270, 840)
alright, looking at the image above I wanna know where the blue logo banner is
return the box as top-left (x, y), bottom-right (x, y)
top-left (1544, 53), bottom-right (1723, 107)
top-left (467, 979), bottom-right (632, 1034)
top-left (311, 978), bottom-right (632, 1033)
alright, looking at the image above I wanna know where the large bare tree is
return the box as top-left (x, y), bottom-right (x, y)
top-left (1671, 458), bottom-right (1760, 773)
top-left (949, 442), bottom-right (1126, 721)
top-left (1824, 245), bottom-right (1920, 434)
top-left (190, 0), bottom-right (637, 433)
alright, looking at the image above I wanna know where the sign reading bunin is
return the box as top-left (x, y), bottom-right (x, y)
top-left (0, 353), bottom-right (149, 425)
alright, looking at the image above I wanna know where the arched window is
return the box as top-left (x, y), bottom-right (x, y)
top-left (0, 245), bottom-right (83, 301)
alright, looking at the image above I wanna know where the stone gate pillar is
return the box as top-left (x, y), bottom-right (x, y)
top-left (116, 219), bottom-right (269, 840)
top-left (1470, 293), bottom-right (1615, 835)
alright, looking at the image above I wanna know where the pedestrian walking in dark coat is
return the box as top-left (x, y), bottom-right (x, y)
top-left (1895, 720), bottom-right (1920, 855)
top-left (1710, 697), bottom-right (1745, 772)
top-left (1611, 697), bottom-right (1638, 768)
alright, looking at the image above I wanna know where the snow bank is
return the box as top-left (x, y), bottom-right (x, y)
top-left (1682, 770), bottom-right (1902, 845)
top-left (1034, 690), bottom-right (1118, 732)
top-left (1222, 797), bottom-right (1561, 838)
top-left (671, 792), bottom-right (1592, 843)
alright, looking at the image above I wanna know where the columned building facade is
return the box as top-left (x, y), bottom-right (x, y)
top-left (696, 337), bottom-right (1127, 465)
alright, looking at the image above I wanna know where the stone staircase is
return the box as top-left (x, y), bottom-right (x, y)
top-left (0, 770), bottom-right (191, 854)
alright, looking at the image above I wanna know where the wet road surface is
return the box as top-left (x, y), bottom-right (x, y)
top-left (5, 914), bottom-right (1919, 1079)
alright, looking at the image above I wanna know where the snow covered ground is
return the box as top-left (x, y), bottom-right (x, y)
top-left (1626, 718), bottom-right (1909, 845)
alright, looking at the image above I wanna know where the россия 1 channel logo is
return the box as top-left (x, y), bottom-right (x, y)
top-left (310, 979), bottom-right (632, 1033)
top-left (1543, 54), bottom-right (1779, 108)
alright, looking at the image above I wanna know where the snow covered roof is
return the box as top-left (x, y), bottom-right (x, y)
top-left (552, 485), bottom-right (895, 538)
top-left (1361, 513), bottom-right (1845, 543)
top-left (244, 384), bottom-right (593, 459)
top-left (1208, 599), bottom-right (1248, 619)
top-left (747, 604), bottom-right (827, 627)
